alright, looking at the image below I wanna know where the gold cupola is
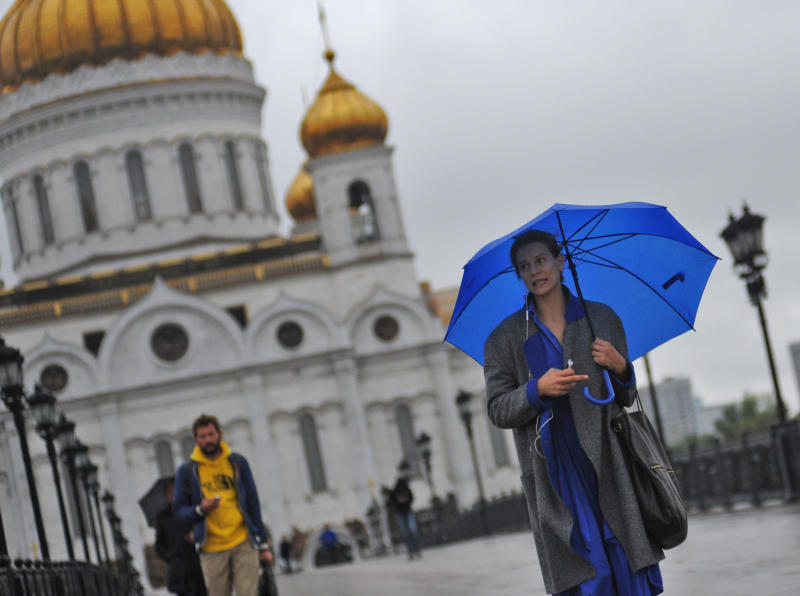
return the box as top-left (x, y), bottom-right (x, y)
top-left (300, 49), bottom-right (388, 158)
top-left (285, 165), bottom-right (317, 222)
top-left (0, 0), bottom-right (243, 94)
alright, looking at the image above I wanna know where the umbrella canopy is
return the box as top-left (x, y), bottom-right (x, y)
top-left (139, 476), bottom-right (175, 528)
top-left (445, 202), bottom-right (719, 366)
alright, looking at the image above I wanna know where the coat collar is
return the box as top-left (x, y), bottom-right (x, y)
top-left (527, 285), bottom-right (586, 324)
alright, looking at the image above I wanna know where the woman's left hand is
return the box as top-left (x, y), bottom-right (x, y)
top-left (591, 339), bottom-right (627, 376)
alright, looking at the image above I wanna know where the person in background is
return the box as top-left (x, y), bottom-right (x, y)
top-left (155, 478), bottom-right (207, 596)
top-left (173, 414), bottom-right (273, 596)
top-left (388, 465), bottom-right (421, 559)
top-left (279, 535), bottom-right (293, 574)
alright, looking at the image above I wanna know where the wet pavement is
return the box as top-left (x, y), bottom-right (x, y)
top-left (272, 503), bottom-right (800, 596)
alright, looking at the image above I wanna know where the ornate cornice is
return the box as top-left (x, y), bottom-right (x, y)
top-left (0, 77), bottom-right (264, 169)
top-left (0, 235), bottom-right (328, 327)
top-left (0, 52), bottom-right (255, 123)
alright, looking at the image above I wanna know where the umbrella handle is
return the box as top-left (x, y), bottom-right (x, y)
top-left (583, 369), bottom-right (616, 405)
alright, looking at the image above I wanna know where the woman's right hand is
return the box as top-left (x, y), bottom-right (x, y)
top-left (537, 368), bottom-right (589, 398)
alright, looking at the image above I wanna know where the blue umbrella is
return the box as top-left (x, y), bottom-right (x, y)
top-left (444, 202), bottom-right (719, 403)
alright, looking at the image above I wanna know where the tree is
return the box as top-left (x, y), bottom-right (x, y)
top-left (713, 393), bottom-right (776, 442)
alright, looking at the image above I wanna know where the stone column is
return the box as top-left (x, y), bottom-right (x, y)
top-left (241, 374), bottom-right (289, 538)
top-left (0, 418), bottom-right (33, 558)
top-left (332, 357), bottom-right (376, 507)
top-left (426, 347), bottom-right (474, 504)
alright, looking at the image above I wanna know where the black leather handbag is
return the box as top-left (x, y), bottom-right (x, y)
top-left (611, 396), bottom-right (688, 549)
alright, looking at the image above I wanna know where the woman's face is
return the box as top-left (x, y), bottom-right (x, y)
top-left (515, 242), bottom-right (563, 297)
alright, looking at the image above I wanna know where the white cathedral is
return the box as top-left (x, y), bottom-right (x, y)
top-left (0, 0), bottom-right (520, 589)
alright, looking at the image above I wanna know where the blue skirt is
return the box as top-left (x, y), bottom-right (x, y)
top-left (542, 399), bottom-right (663, 596)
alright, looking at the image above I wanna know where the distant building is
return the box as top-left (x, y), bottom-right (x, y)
top-left (0, 1), bottom-right (516, 589)
top-left (637, 376), bottom-right (700, 446)
top-left (697, 403), bottom-right (727, 436)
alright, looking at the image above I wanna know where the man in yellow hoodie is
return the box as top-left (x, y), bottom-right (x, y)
top-left (173, 414), bottom-right (272, 596)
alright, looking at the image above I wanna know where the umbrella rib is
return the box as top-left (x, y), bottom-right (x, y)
top-left (571, 252), bottom-right (696, 331)
top-left (446, 265), bottom-right (517, 332)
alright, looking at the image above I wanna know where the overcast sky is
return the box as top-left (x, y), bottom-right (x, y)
top-left (1, 1), bottom-right (799, 413)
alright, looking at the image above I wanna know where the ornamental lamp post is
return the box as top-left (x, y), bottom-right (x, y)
top-left (721, 204), bottom-right (799, 502)
top-left (74, 441), bottom-right (104, 565)
top-left (86, 463), bottom-right (111, 564)
top-left (720, 205), bottom-right (786, 424)
top-left (0, 338), bottom-right (51, 561)
top-left (455, 390), bottom-right (489, 535)
top-left (415, 432), bottom-right (436, 501)
top-left (54, 414), bottom-right (92, 562)
top-left (27, 385), bottom-right (75, 560)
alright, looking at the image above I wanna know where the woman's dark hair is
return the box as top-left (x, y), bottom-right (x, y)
top-left (510, 229), bottom-right (561, 275)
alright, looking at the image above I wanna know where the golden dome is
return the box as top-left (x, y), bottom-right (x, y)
top-left (0, 0), bottom-right (243, 94)
top-left (300, 49), bottom-right (388, 158)
top-left (285, 165), bottom-right (317, 222)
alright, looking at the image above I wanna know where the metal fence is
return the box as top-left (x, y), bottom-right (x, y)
top-left (377, 421), bottom-right (800, 554)
top-left (671, 420), bottom-right (800, 510)
top-left (0, 556), bottom-right (138, 596)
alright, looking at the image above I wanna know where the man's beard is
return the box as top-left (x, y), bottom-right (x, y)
top-left (201, 442), bottom-right (221, 456)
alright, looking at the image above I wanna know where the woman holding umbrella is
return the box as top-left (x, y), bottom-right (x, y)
top-left (483, 229), bottom-right (664, 595)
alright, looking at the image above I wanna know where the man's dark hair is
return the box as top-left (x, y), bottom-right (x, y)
top-left (509, 229), bottom-right (561, 276)
top-left (192, 413), bottom-right (221, 437)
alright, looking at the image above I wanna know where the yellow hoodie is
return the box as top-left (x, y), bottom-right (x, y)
top-left (191, 441), bottom-right (248, 552)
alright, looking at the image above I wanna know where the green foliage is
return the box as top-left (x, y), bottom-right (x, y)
top-left (713, 393), bottom-right (776, 442)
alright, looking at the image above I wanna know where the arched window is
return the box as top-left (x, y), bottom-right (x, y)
top-left (33, 175), bottom-right (55, 245)
top-left (299, 413), bottom-right (328, 493)
top-left (179, 142), bottom-right (203, 213)
top-left (223, 140), bottom-right (244, 210)
top-left (2, 184), bottom-right (24, 255)
top-left (125, 150), bottom-right (152, 221)
top-left (348, 180), bottom-right (379, 242)
top-left (155, 440), bottom-right (175, 477)
top-left (488, 420), bottom-right (510, 467)
top-left (394, 403), bottom-right (420, 475)
top-left (180, 435), bottom-right (196, 460)
top-left (253, 140), bottom-right (276, 215)
top-left (74, 161), bottom-right (99, 232)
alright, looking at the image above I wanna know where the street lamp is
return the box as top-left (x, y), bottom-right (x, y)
top-left (0, 338), bottom-right (50, 561)
top-left (54, 413), bottom-right (92, 562)
top-left (455, 390), bottom-right (489, 535)
top-left (86, 463), bottom-right (111, 565)
top-left (102, 492), bottom-right (122, 562)
top-left (27, 385), bottom-right (75, 560)
top-left (721, 204), bottom-right (799, 502)
top-left (415, 432), bottom-right (436, 501)
top-left (74, 441), bottom-right (104, 565)
top-left (720, 204), bottom-right (787, 423)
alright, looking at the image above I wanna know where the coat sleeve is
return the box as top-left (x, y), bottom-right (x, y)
top-left (603, 306), bottom-right (637, 408)
top-left (484, 323), bottom-right (540, 429)
top-left (172, 463), bottom-right (199, 525)
top-left (154, 513), bottom-right (170, 562)
top-left (240, 457), bottom-right (269, 545)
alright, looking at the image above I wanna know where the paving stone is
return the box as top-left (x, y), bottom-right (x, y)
top-left (271, 503), bottom-right (800, 596)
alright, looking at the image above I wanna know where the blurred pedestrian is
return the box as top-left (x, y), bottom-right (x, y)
top-left (174, 414), bottom-right (273, 596)
top-left (155, 478), bottom-right (207, 596)
top-left (279, 535), bottom-right (293, 574)
top-left (388, 468), bottom-right (421, 559)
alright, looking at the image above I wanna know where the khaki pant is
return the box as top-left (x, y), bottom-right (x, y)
top-left (199, 539), bottom-right (259, 596)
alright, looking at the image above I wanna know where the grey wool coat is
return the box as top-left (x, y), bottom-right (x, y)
top-left (484, 297), bottom-right (663, 594)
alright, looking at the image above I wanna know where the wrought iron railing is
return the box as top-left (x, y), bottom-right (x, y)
top-left (374, 421), bottom-right (800, 553)
top-left (0, 556), bottom-right (141, 596)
